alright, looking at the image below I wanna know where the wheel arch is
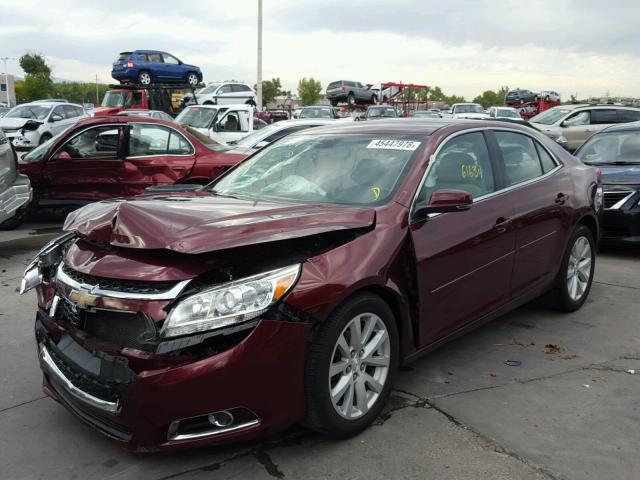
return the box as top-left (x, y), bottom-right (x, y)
top-left (576, 212), bottom-right (599, 245)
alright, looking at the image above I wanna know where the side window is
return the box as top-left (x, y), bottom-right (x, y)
top-left (564, 111), bottom-right (590, 126)
top-left (232, 84), bottom-right (251, 92)
top-left (162, 54), bottom-right (180, 65)
top-left (63, 105), bottom-right (78, 119)
top-left (419, 132), bottom-right (495, 203)
top-left (138, 53), bottom-right (149, 62)
top-left (167, 131), bottom-right (193, 154)
top-left (591, 109), bottom-right (618, 124)
top-left (495, 131), bottom-right (543, 186)
top-left (76, 106), bottom-right (86, 117)
top-left (148, 53), bottom-right (163, 63)
top-left (219, 84), bottom-right (233, 94)
top-left (220, 111), bottom-right (248, 133)
top-left (128, 124), bottom-right (172, 156)
top-left (345, 81), bottom-right (355, 87)
top-left (535, 143), bottom-right (558, 173)
top-left (52, 105), bottom-right (65, 120)
top-left (62, 126), bottom-right (121, 159)
top-left (618, 110), bottom-right (640, 122)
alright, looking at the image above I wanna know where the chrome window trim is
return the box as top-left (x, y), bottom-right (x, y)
top-left (40, 344), bottom-right (120, 414)
top-left (409, 126), bottom-right (564, 221)
top-left (56, 263), bottom-right (191, 300)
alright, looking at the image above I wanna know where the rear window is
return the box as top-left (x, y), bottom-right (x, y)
top-left (328, 81), bottom-right (342, 89)
top-left (116, 53), bottom-right (131, 62)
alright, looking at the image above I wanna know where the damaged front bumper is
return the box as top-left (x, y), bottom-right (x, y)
top-left (36, 311), bottom-right (311, 451)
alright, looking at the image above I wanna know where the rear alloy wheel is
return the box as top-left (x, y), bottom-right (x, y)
top-left (305, 293), bottom-right (398, 438)
top-left (138, 71), bottom-right (152, 86)
top-left (186, 73), bottom-right (199, 86)
top-left (546, 224), bottom-right (595, 312)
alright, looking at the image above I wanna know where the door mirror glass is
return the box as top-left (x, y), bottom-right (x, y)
top-left (54, 150), bottom-right (72, 161)
top-left (50, 114), bottom-right (63, 122)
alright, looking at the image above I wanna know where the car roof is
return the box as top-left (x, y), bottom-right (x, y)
top-left (184, 104), bottom-right (250, 110)
top-left (600, 122), bottom-right (640, 134)
top-left (74, 116), bottom-right (180, 128)
top-left (290, 118), bottom-right (540, 136)
top-left (20, 101), bottom-right (82, 108)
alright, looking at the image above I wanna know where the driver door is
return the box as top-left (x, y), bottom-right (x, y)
top-left (43, 125), bottom-right (124, 201)
top-left (211, 109), bottom-right (250, 143)
top-left (410, 131), bottom-right (516, 346)
top-left (560, 110), bottom-right (594, 151)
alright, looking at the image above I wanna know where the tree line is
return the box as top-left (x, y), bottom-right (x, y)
top-left (14, 52), bottom-right (513, 108)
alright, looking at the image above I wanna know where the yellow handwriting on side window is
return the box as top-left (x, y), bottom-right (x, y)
top-left (461, 164), bottom-right (483, 179)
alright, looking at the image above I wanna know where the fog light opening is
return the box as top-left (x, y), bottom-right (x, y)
top-left (168, 407), bottom-right (260, 441)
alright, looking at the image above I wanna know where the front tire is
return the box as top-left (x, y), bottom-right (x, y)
top-left (304, 293), bottom-right (399, 438)
top-left (546, 224), bottom-right (595, 312)
top-left (186, 72), bottom-right (199, 86)
top-left (38, 133), bottom-right (51, 145)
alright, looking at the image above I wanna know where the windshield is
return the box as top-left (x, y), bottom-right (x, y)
top-left (530, 108), bottom-right (571, 125)
top-left (455, 105), bottom-right (485, 114)
top-left (368, 107), bottom-right (397, 118)
top-left (5, 105), bottom-right (50, 120)
top-left (211, 134), bottom-right (426, 205)
top-left (198, 84), bottom-right (220, 95)
top-left (300, 107), bottom-right (333, 119)
top-left (22, 127), bottom-right (73, 163)
top-left (101, 91), bottom-right (128, 108)
top-left (497, 109), bottom-right (521, 119)
top-left (175, 106), bottom-right (221, 128)
top-left (576, 131), bottom-right (640, 165)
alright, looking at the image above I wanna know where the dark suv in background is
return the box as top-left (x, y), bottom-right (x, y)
top-left (506, 89), bottom-right (538, 105)
top-left (326, 80), bottom-right (378, 106)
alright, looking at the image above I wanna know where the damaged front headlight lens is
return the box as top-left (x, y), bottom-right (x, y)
top-left (161, 264), bottom-right (301, 338)
top-left (20, 232), bottom-right (75, 294)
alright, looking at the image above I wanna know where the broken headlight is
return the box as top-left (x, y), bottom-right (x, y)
top-left (161, 264), bottom-right (301, 338)
top-left (20, 232), bottom-right (75, 294)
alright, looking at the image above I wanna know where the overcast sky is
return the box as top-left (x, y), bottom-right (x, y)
top-left (1, 0), bottom-right (638, 99)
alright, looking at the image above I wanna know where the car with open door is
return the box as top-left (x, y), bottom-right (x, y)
top-left (0, 128), bottom-right (32, 229)
top-left (21, 119), bottom-right (600, 451)
top-left (175, 104), bottom-right (258, 144)
top-left (17, 116), bottom-right (246, 208)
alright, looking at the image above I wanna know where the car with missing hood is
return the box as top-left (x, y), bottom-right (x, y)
top-left (18, 116), bottom-right (246, 208)
top-left (0, 128), bottom-right (32, 229)
top-left (22, 119), bottom-right (600, 451)
top-left (0, 101), bottom-right (87, 150)
top-left (575, 123), bottom-right (640, 244)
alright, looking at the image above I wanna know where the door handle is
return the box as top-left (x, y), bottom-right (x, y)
top-left (555, 193), bottom-right (570, 205)
top-left (494, 217), bottom-right (512, 234)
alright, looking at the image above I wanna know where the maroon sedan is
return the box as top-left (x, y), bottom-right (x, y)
top-left (18, 116), bottom-right (245, 206)
top-left (21, 119), bottom-right (601, 451)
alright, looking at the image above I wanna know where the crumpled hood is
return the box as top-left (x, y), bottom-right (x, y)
top-left (63, 193), bottom-right (376, 254)
top-left (600, 165), bottom-right (640, 186)
top-left (0, 117), bottom-right (41, 130)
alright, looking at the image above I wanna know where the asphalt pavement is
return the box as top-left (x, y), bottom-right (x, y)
top-left (1, 232), bottom-right (638, 480)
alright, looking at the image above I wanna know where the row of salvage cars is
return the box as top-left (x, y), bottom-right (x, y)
top-left (10, 110), bottom-right (640, 452)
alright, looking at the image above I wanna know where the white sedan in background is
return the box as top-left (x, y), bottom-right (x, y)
top-left (488, 106), bottom-right (522, 119)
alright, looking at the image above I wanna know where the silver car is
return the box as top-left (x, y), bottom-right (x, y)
top-left (0, 128), bottom-right (32, 229)
top-left (0, 101), bottom-right (86, 150)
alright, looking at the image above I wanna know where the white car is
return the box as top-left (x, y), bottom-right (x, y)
top-left (0, 102), bottom-right (87, 150)
top-left (447, 103), bottom-right (490, 119)
top-left (539, 91), bottom-right (561, 102)
top-left (488, 106), bottom-right (522, 119)
top-left (190, 82), bottom-right (256, 106)
top-left (175, 104), bottom-right (258, 144)
top-left (225, 119), bottom-right (336, 154)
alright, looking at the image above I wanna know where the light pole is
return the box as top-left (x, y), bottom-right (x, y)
top-left (0, 56), bottom-right (15, 106)
top-left (256, 0), bottom-right (263, 111)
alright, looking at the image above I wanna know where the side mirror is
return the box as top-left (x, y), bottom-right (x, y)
top-left (212, 123), bottom-right (221, 132)
top-left (413, 189), bottom-right (473, 220)
top-left (54, 150), bottom-right (72, 161)
top-left (50, 114), bottom-right (63, 122)
top-left (560, 120), bottom-right (570, 128)
top-left (254, 140), bottom-right (269, 149)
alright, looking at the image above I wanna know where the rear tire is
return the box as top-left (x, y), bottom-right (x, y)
top-left (545, 224), bottom-right (595, 312)
top-left (304, 293), bottom-right (399, 438)
top-left (0, 203), bottom-right (29, 230)
top-left (137, 70), bottom-right (152, 86)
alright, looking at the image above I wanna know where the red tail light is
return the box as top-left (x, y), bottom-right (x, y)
top-left (127, 61), bottom-right (135, 68)
top-left (341, 86), bottom-right (346, 92)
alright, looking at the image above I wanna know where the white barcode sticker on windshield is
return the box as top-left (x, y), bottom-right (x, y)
top-left (366, 139), bottom-right (421, 151)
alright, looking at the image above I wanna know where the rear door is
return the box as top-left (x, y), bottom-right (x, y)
top-left (410, 131), bottom-right (516, 345)
top-left (43, 124), bottom-right (124, 201)
top-left (122, 122), bottom-right (196, 196)
top-left (147, 52), bottom-right (166, 80)
top-left (490, 129), bottom-right (573, 296)
top-left (561, 110), bottom-right (594, 150)
top-left (215, 84), bottom-right (234, 105)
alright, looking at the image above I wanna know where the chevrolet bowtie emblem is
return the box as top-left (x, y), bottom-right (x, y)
top-left (69, 289), bottom-right (99, 309)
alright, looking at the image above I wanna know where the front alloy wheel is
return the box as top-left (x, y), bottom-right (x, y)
top-left (304, 293), bottom-right (398, 438)
top-left (566, 235), bottom-right (592, 302)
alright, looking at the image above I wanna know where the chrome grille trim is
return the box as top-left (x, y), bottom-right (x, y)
top-left (603, 190), bottom-right (635, 210)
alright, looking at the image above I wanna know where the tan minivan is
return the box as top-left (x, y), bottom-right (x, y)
top-left (530, 104), bottom-right (640, 151)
